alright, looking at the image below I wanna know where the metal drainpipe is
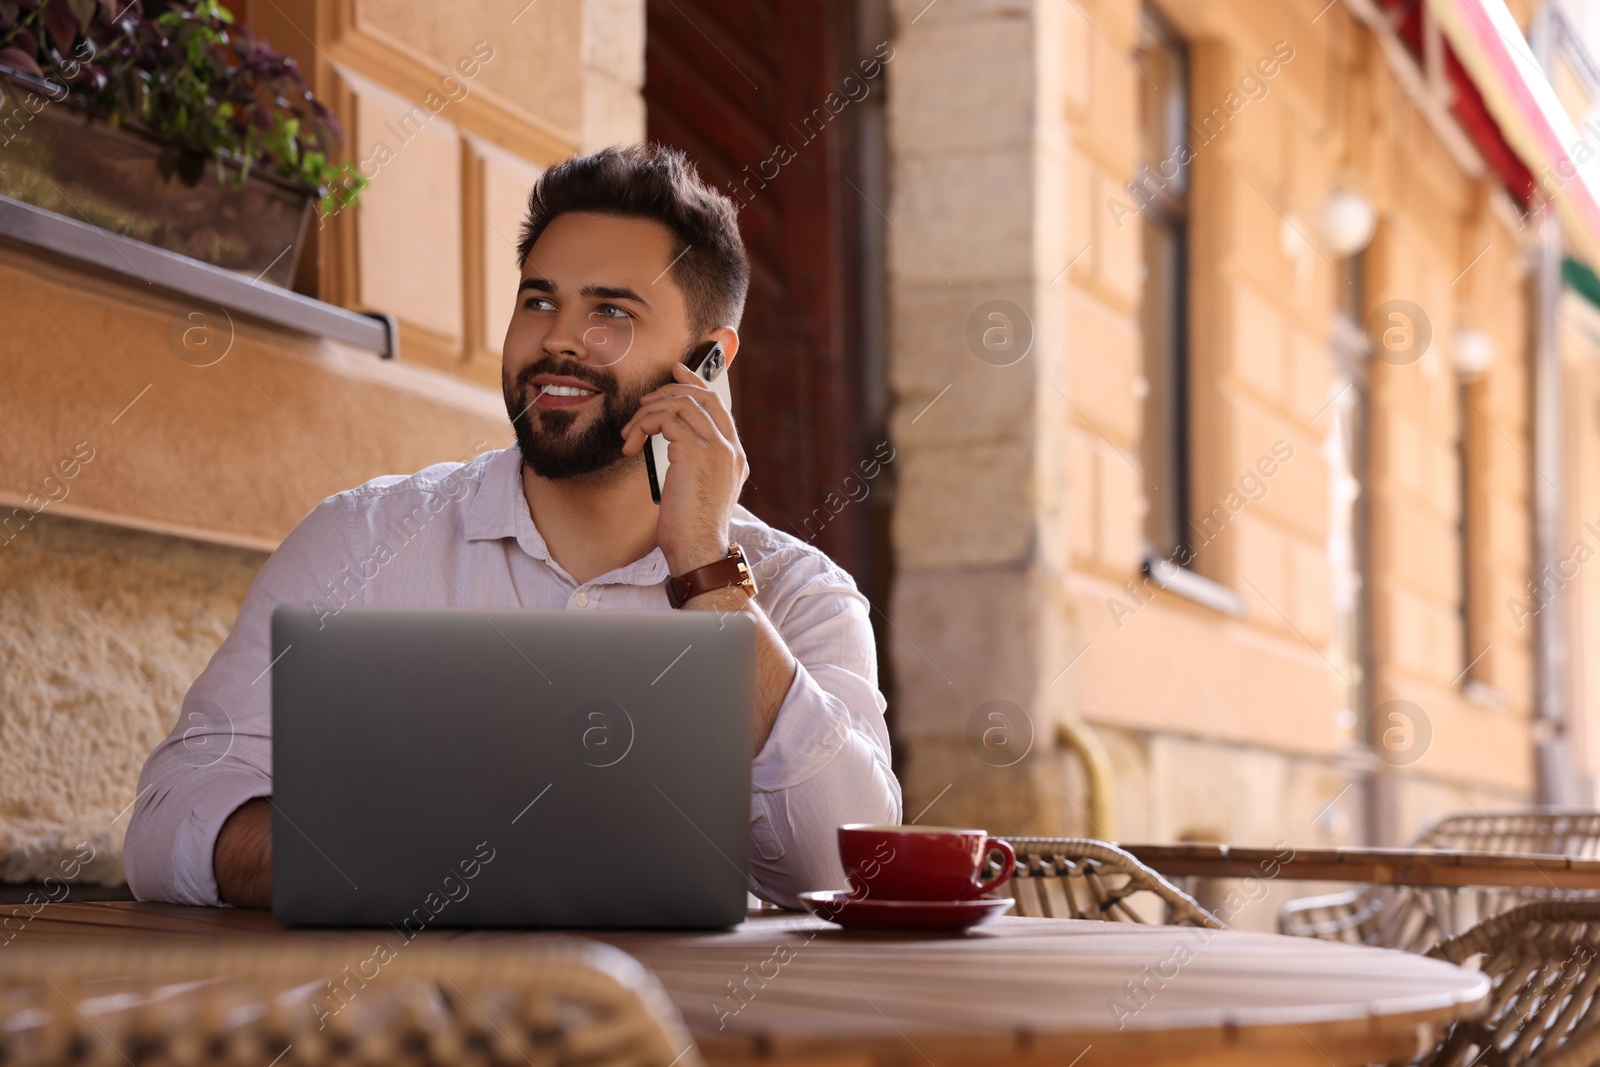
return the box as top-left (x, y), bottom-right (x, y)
top-left (1531, 9), bottom-right (1573, 806)
top-left (1055, 718), bottom-right (1115, 840)
top-left (1533, 200), bottom-right (1572, 805)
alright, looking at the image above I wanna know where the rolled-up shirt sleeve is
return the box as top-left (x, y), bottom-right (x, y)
top-left (746, 565), bottom-right (902, 908)
top-left (123, 494), bottom-right (357, 905)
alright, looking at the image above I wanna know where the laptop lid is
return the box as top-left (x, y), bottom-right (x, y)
top-left (269, 605), bottom-right (754, 929)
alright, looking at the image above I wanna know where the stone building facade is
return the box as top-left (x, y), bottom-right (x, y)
top-left (886, 0), bottom-right (1600, 929)
top-left (4, 0), bottom-right (1600, 933)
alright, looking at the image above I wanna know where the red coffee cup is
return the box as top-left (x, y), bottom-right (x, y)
top-left (838, 824), bottom-right (1016, 902)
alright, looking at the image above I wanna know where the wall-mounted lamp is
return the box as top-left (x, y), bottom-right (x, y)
top-left (1319, 189), bottom-right (1377, 257)
top-left (1454, 328), bottom-right (1495, 380)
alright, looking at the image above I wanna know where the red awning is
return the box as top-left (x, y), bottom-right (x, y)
top-left (1425, 0), bottom-right (1600, 264)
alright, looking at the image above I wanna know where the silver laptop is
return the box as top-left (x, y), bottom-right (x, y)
top-left (269, 605), bottom-right (754, 929)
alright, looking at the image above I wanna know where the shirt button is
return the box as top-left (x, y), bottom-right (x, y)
top-left (576, 591), bottom-right (589, 608)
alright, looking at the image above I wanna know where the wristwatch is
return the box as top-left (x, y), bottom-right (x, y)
top-left (666, 542), bottom-right (758, 608)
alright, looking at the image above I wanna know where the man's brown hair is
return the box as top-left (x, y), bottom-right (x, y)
top-left (516, 142), bottom-right (750, 336)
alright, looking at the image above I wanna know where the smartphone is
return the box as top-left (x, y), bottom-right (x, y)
top-left (645, 340), bottom-right (731, 504)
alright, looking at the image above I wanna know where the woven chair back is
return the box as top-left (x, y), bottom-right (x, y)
top-left (1281, 809), bottom-right (1600, 954)
top-left (1420, 900), bottom-right (1600, 1067)
top-left (0, 937), bottom-right (700, 1067)
top-left (995, 837), bottom-right (1223, 928)
top-left (1418, 811), bottom-right (1600, 857)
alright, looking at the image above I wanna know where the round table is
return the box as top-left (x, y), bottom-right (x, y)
top-left (14, 902), bottom-right (1488, 1067)
top-left (592, 910), bottom-right (1488, 1066)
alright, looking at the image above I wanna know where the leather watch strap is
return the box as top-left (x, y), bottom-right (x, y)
top-left (666, 542), bottom-right (757, 608)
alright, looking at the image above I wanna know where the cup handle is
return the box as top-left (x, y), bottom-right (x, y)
top-left (975, 837), bottom-right (1016, 895)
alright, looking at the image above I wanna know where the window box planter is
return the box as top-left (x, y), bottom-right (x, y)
top-left (0, 68), bottom-right (313, 288)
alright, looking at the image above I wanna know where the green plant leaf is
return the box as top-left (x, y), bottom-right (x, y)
top-left (12, 0), bottom-right (359, 201)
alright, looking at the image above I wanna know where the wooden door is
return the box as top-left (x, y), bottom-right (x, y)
top-left (643, 0), bottom-right (885, 592)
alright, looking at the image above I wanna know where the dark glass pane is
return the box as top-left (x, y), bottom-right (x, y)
top-left (1140, 217), bottom-right (1187, 556)
top-left (1135, 5), bottom-right (1190, 560)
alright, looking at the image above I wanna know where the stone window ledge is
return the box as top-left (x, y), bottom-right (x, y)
top-left (0, 193), bottom-right (395, 358)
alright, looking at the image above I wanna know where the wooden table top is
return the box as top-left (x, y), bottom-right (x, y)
top-left (1120, 842), bottom-right (1600, 889)
top-left (12, 901), bottom-right (1489, 1067)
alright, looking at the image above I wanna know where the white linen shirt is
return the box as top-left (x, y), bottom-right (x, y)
top-left (124, 445), bottom-right (901, 908)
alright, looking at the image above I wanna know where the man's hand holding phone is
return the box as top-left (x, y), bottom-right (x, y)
top-left (620, 360), bottom-right (749, 576)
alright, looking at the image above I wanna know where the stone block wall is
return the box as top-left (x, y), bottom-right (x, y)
top-left (884, 0), bottom-right (1542, 863)
top-left (0, 516), bottom-right (264, 884)
top-left (886, 0), bottom-right (1081, 833)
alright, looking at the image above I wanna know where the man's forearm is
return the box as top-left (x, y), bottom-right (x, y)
top-left (685, 587), bottom-right (796, 753)
top-left (214, 796), bottom-right (273, 908)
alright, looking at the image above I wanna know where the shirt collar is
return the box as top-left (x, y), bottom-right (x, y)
top-left (465, 446), bottom-right (671, 585)
top-left (464, 446), bottom-right (527, 544)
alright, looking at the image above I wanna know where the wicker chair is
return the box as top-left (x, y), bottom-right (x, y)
top-left (1282, 810), bottom-right (1600, 954)
top-left (1416, 900), bottom-right (1600, 1067)
top-left (0, 937), bottom-right (701, 1067)
top-left (994, 837), bottom-right (1223, 927)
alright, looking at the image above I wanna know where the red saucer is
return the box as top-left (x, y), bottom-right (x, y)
top-left (798, 890), bottom-right (1014, 932)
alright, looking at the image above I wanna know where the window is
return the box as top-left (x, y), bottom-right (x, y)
top-left (1458, 370), bottom-right (1493, 693)
top-left (1135, 8), bottom-right (1192, 565)
top-left (1329, 250), bottom-right (1371, 747)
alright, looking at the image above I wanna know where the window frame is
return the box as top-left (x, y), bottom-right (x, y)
top-left (1135, 5), bottom-right (1194, 570)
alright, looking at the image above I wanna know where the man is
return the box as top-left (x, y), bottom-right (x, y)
top-left (124, 143), bottom-right (901, 910)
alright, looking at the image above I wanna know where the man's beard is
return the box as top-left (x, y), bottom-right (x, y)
top-left (503, 357), bottom-right (676, 481)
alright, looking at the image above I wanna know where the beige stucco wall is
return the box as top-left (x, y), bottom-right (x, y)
top-left (354, 0), bottom-right (584, 140)
top-left (0, 0), bottom-right (645, 885)
top-left (0, 247), bottom-right (513, 883)
top-left (0, 247), bottom-right (509, 549)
